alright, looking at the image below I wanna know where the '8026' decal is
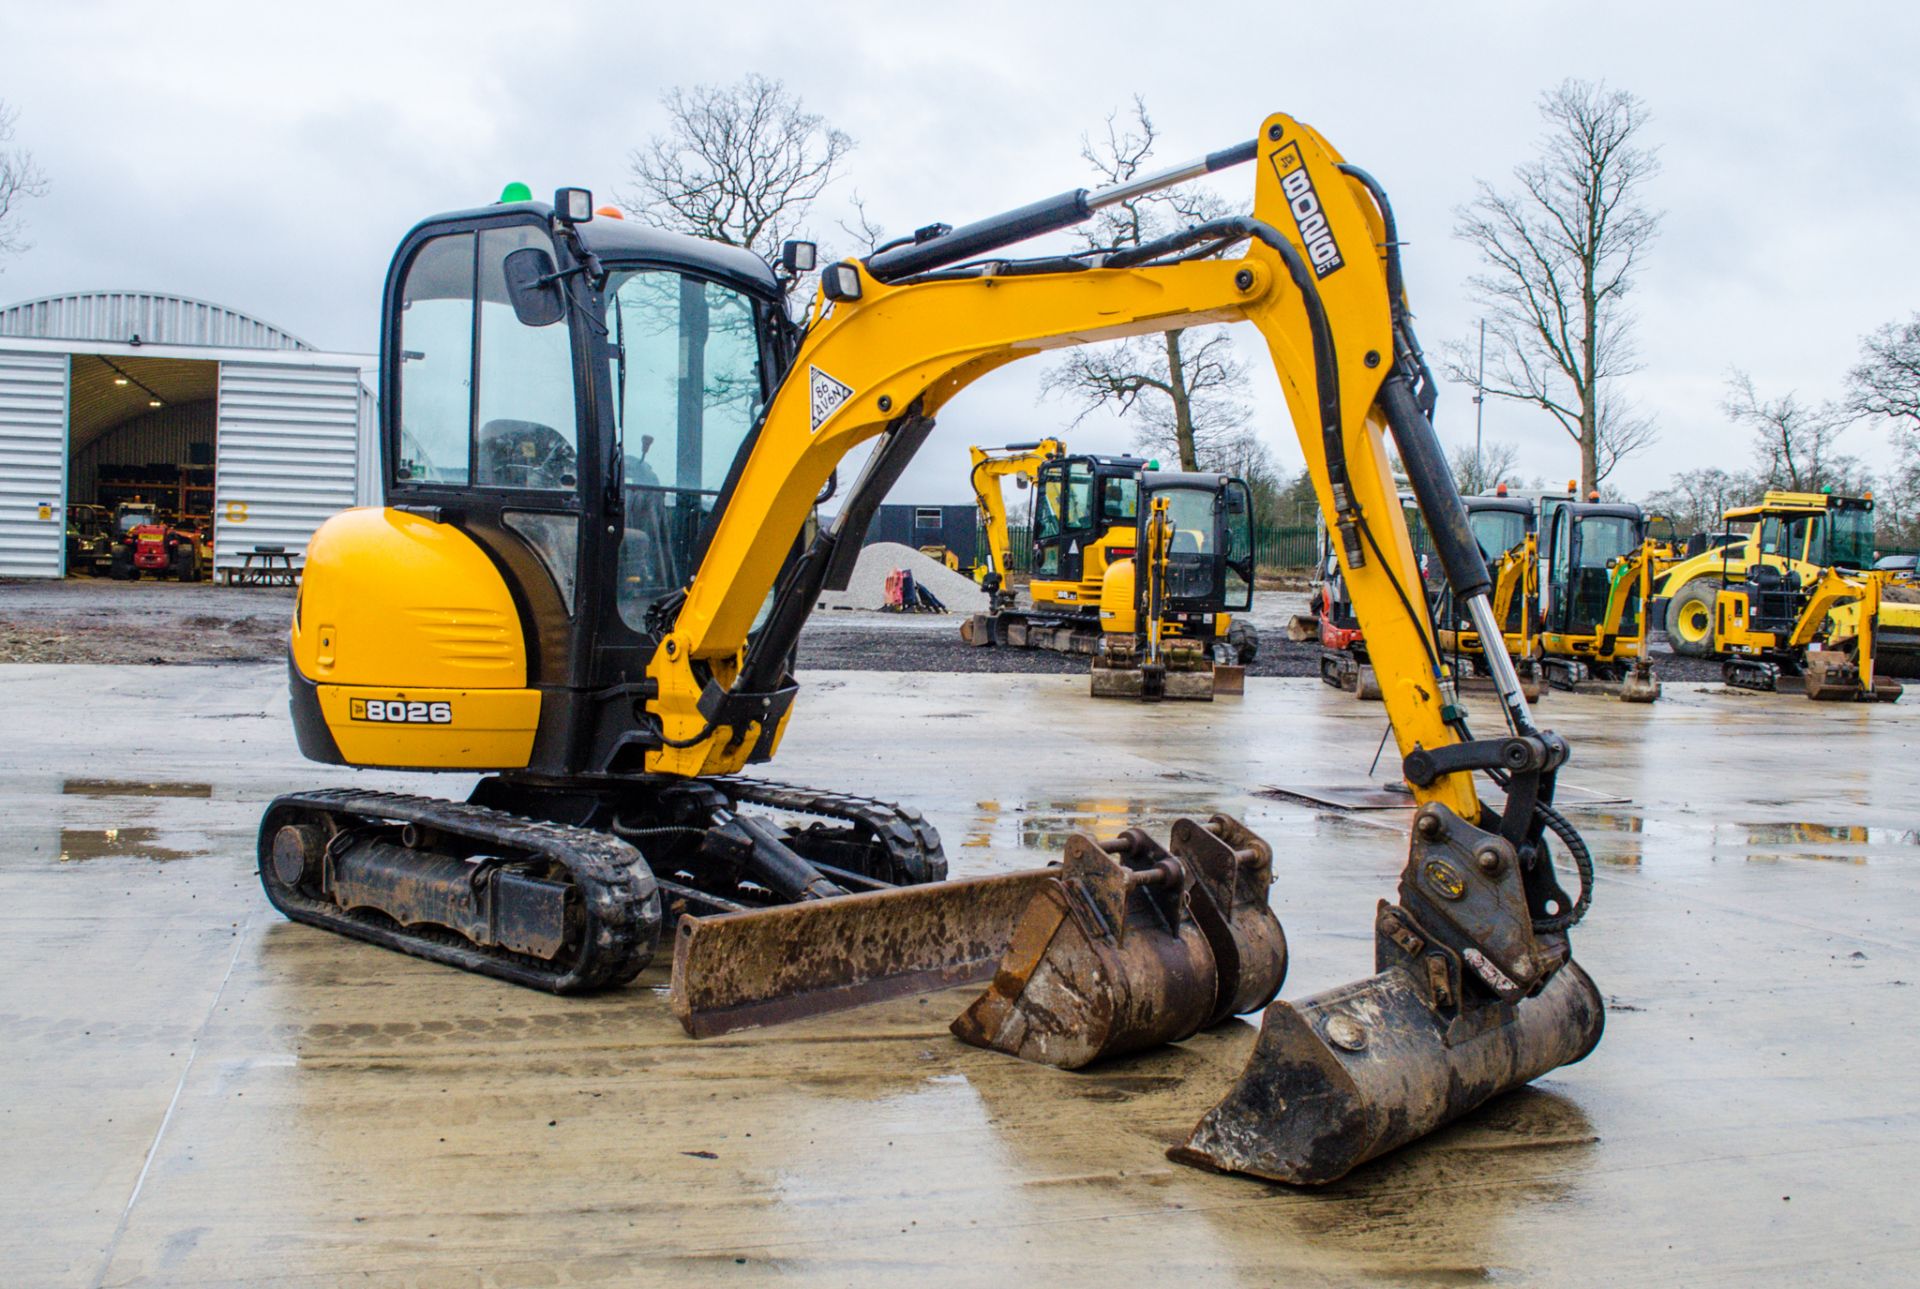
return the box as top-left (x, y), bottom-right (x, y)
top-left (350, 698), bottom-right (453, 724)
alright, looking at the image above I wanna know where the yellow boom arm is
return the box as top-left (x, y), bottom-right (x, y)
top-left (643, 113), bottom-right (1496, 824)
top-left (968, 438), bottom-right (1064, 585)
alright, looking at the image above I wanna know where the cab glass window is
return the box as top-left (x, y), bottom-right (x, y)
top-left (1223, 481), bottom-right (1254, 610)
top-left (1469, 508), bottom-right (1528, 562)
top-left (1100, 475), bottom-right (1139, 525)
top-left (475, 226), bottom-right (579, 490)
top-left (395, 233), bottom-right (475, 486)
top-left (607, 269), bottom-right (767, 631)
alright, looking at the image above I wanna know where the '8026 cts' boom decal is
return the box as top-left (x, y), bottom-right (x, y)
top-left (350, 698), bottom-right (453, 724)
top-left (1268, 142), bottom-right (1345, 279)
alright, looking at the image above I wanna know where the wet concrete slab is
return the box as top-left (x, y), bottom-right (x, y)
top-left (2, 664), bottom-right (1917, 1285)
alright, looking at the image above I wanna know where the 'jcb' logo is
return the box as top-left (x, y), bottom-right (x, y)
top-left (1269, 143), bottom-right (1345, 279)
top-left (350, 698), bottom-right (453, 724)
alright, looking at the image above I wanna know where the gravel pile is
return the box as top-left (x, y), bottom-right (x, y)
top-left (815, 542), bottom-right (990, 613)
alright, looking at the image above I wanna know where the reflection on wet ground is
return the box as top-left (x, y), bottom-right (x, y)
top-left (57, 826), bottom-right (206, 862)
top-left (60, 778), bottom-right (213, 799)
top-left (1561, 810), bottom-right (1920, 867)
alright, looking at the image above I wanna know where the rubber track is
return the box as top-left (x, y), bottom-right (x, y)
top-left (710, 777), bottom-right (948, 884)
top-left (258, 788), bottom-right (661, 995)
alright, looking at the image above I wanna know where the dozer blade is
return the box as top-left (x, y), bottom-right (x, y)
top-left (1170, 956), bottom-right (1603, 1185)
top-left (670, 869), bottom-right (1054, 1037)
top-left (951, 816), bottom-right (1285, 1068)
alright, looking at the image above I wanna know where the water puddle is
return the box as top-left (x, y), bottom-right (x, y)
top-left (58, 826), bottom-right (206, 862)
top-left (61, 778), bottom-right (212, 799)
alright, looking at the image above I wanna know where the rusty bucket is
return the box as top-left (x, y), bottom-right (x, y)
top-left (1170, 951), bottom-right (1604, 1185)
top-left (951, 816), bottom-right (1286, 1069)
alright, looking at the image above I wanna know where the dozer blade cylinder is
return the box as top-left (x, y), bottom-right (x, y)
top-left (1171, 959), bottom-right (1604, 1185)
top-left (669, 869), bottom-right (1054, 1037)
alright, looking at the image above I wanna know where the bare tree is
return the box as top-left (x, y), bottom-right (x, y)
top-left (1042, 98), bottom-right (1251, 471)
top-left (1848, 313), bottom-right (1920, 433)
top-left (1449, 439), bottom-right (1522, 496)
top-left (1445, 80), bottom-right (1662, 493)
top-left (0, 100), bottom-right (49, 266)
top-left (1723, 369), bottom-right (1860, 493)
top-left (1643, 466), bottom-right (1746, 538)
top-left (621, 74), bottom-right (852, 259)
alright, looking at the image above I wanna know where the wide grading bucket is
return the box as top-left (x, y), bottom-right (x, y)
top-left (1171, 953), bottom-right (1604, 1184)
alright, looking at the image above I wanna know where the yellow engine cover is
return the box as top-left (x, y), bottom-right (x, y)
top-left (293, 507), bottom-right (541, 770)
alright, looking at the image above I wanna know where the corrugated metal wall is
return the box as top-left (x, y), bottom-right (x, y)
top-left (213, 362), bottom-right (362, 572)
top-left (0, 350), bottom-right (69, 578)
top-left (69, 401), bottom-right (216, 504)
top-left (0, 292), bottom-right (312, 352)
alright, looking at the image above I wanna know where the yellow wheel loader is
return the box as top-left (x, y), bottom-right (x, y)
top-left (259, 116), bottom-right (1602, 1186)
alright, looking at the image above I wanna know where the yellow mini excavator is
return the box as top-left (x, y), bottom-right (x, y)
top-left (259, 114), bottom-right (1602, 1185)
top-left (960, 441), bottom-right (1259, 668)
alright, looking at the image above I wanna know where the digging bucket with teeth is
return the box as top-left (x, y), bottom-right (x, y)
top-left (1170, 800), bottom-right (1605, 1185)
top-left (950, 815), bottom-right (1286, 1068)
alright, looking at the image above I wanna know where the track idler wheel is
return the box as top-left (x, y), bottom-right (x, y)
top-left (951, 816), bottom-right (1285, 1069)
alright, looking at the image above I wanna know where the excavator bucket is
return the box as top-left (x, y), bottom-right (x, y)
top-left (1171, 802), bottom-right (1606, 1185)
top-left (1616, 658), bottom-right (1661, 704)
top-left (1170, 953), bottom-right (1604, 1184)
top-left (951, 816), bottom-right (1285, 1068)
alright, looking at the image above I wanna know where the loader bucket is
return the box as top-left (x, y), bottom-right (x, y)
top-left (1170, 955), bottom-right (1604, 1185)
top-left (670, 868), bottom-right (1055, 1037)
top-left (951, 817), bottom-right (1285, 1068)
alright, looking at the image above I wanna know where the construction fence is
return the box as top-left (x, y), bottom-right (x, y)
top-left (995, 524), bottom-right (1319, 574)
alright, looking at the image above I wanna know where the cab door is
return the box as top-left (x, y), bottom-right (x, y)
top-left (383, 218), bottom-right (593, 689)
top-left (1031, 457), bottom-right (1094, 584)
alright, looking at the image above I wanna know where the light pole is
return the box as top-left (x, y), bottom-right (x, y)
top-left (1473, 319), bottom-right (1486, 490)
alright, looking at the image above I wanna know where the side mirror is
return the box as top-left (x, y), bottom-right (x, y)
top-left (503, 246), bottom-right (566, 327)
top-left (781, 240), bottom-right (818, 273)
top-left (1014, 476), bottom-right (1029, 491)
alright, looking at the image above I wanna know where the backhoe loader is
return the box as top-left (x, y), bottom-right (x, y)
top-left (960, 442), bottom-right (1259, 666)
top-left (258, 114), bottom-right (1602, 1186)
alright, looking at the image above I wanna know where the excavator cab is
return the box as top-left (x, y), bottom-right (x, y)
top-left (1029, 453), bottom-right (1148, 598)
top-left (1090, 471), bottom-right (1257, 698)
top-left (1541, 501), bottom-right (1646, 642)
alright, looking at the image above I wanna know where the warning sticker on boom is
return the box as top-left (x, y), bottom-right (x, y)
top-left (1268, 142), bottom-right (1345, 279)
top-left (809, 366), bottom-right (855, 432)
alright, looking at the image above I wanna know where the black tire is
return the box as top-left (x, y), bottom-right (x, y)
top-left (1664, 576), bottom-right (1721, 657)
top-left (1228, 618), bottom-right (1260, 665)
top-left (108, 548), bottom-right (135, 581)
top-left (172, 548), bottom-right (202, 582)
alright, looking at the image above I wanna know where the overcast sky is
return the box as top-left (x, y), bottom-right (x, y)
top-left (2, 1), bottom-right (1915, 507)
